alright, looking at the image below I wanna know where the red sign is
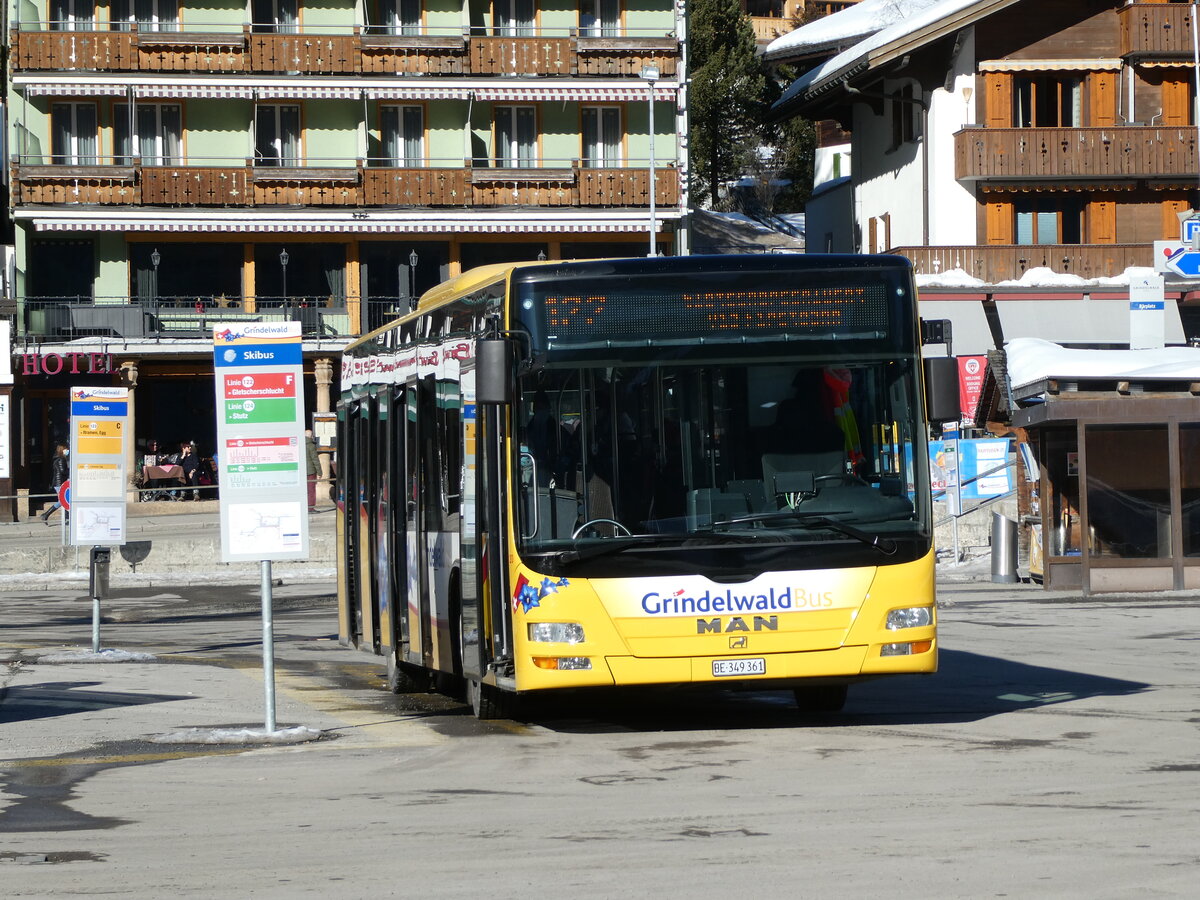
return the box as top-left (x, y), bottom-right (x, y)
top-left (58, 480), bottom-right (71, 510)
top-left (958, 356), bottom-right (987, 421)
top-left (21, 353), bottom-right (115, 376)
top-left (222, 372), bottom-right (298, 399)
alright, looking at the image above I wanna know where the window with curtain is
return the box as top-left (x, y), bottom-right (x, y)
top-left (251, 0), bottom-right (298, 33)
top-left (380, 106), bottom-right (424, 166)
top-left (372, 0), bottom-right (421, 35)
top-left (111, 0), bottom-right (179, 32)
top-left (495, 106), bottom-right (536, 168)
top-left (582, 107), bottom-right (622, 167)
top-left (114, 104), bottom-right (181, 166)
top-left (580, 0), bottom-right (619, 37)
top-left (1015, 195), bottom-right (1083, 245)
top-left (495, 0), bottom-right (535, 36)
top-left (255, 105), bottom-right (301, 166)
top-left (50, 103), bottom-right (98, 165)
top-left (1014, 75), bottom-right (1082, 127)
top-left (50, 0), bottom-right (94, 31)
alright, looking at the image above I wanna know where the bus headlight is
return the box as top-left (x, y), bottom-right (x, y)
top-left (881, 641), bottom-right (933, 657)
top-left (886, 607), bottom-right (933, 630)
top-left (528, 622), bottom-right (585, 644)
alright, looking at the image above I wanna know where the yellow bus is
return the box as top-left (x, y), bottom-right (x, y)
top-left (337, 255), bottom-right (951, 718)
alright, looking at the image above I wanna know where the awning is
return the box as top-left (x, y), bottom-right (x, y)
top-left (472, 86), bottom-right (674, 101)
top-left (918, 298), bottom-right (995, 357)
top-left (978, 58), bottom-right (1122, 72)
top-left (996, 298), bottom-right (1186, 345)
top-left (22, 83), bottom-right (126, 97)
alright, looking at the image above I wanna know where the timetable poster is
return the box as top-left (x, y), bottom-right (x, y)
top-left (69, 386), bottom-right (129, 546)
top-left (212, 323), bottom-right (309, 562)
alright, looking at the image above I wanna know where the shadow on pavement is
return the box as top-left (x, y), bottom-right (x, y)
top-left (0, 681), bottom-right (188, 725)
top-left (526, 648), bottom-right (1152, 734)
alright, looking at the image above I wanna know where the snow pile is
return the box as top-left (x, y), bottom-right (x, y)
top-left (916, 268), bottom-right (986, 288)
top-left (1093, 267), bottom-right (1158, 287)
top-left (36, 648), bottom-right (156, 663)
top-left (149, 725), bottom-right (323, 745)
top-left (1005, 337), bottom-right (1200, 390)
top-left (996, 267), bottom-right (1089, 287)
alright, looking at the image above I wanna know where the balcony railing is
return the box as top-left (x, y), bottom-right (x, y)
top-left (15, 296), bottom-right (366, 343)
top-left (891, 244), bottom-right (1154, 285)
top-left (12, 158), bottom-right (682, 209)
top-left (1119, 3), bottom-right (1195, 58)
top-left (954, 125), bottom-right (1199, 181)
top-left (10, 24), bottom-right (678, 76)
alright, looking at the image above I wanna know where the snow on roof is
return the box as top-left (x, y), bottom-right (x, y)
top-left (764, 0), bottom-right (945, 62)
top-left (776, 0), bottom-right (986, 108)
top-left (1005, 338), bottom-right (1200, 391)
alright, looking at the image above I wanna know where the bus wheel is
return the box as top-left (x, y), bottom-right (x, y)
top-left (466, 678), bottom-right (514, 720)
top-left (793, 684), bottom-right (848, 713)
top-left (386, 653), bottom-right (430, 694)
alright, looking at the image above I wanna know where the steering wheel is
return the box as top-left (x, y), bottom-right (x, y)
top-left (572, 518), bottom-right (632, 539)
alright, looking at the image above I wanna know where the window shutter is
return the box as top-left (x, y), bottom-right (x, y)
top-left (984, 72), bottom-right (1012, 129)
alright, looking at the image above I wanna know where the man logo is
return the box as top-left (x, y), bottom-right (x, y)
top-left (697, 616), bottom-right (778, 634)
top-left (729, 635), bottom-right (748, 650)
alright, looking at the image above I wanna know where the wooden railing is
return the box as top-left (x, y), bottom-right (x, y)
top-left (10, 27), bottom-right (679, 76)
top-left (891, 244), bottom-right (1155, 285)
top-left (1119, 3), bottom-right (1194, 57)
top-left (955, 125), bottom-right (1199, 181)
top-left (14, 161), bottom-right (682, 209)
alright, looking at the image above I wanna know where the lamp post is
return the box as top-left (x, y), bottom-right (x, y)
top-left (408, 249), bottom-right (419, 309)
top-left (642, 64), bottom-right (659, 257)
top-left (150, 248), bottom-right (161, 305)
top-left (279, 247), bottom-right (289, 315)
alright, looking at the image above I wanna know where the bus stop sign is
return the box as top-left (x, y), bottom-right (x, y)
top-left (58, 480), bottom-right (71, 510)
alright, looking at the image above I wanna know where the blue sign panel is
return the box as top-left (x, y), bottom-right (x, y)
top-left (213, 342), bottom-right (303, 368)
top-left (71, 401), bottom-right (129, 417)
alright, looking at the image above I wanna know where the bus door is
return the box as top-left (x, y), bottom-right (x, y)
top-left (382, 383), bottom-right (409, 661)
top-left (460, 366), bottom-right (483, 681)
top-left (373, 386), bottom-right (397, 660)
top-left (337, 404), bottom-right (359, 645)
top-left (360, 393), bottom-right (380, 653)
top-left (471, 374), bottom-right (514, 681)
top-left (402, 380), bottom-right (433, 668)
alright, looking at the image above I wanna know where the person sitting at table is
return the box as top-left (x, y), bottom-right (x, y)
top-left (138, 439), bottom-right (164, 500)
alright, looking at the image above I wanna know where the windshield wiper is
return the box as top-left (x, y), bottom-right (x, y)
top-left (709, 509), bottom-right (898, 555)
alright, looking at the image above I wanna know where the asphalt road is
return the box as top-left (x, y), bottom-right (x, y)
top-left (1, 579), bottom-right (1198, 898)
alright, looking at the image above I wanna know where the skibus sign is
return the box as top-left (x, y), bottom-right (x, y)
top-left (68, 386), bottom-right (128, 546)
top-left (212, 323), bottom-right (309, 562)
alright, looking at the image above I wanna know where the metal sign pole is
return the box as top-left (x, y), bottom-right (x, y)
top-left (261, 559), bottom-right (276, 732)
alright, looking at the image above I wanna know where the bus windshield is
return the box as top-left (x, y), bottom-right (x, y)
top-left (515, 353), bottom-right (929, 576)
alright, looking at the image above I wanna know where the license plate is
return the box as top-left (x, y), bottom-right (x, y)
top-left (712, 657), bottom-right (766, 677)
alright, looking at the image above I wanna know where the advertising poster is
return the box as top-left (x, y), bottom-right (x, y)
top-left (213, 323), bottom-right (309, 562)
top-left (957, 356), bottom-right (987, 424)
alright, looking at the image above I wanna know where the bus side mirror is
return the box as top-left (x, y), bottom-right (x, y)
top-left (476, 338), bottom-right (513, 405)
top-left (924, 356), bottom-right (960, 424)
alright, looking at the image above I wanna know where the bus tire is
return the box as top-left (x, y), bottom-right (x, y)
top-left (466, 677), bottom-right (514, 720)
top-left (793, 684), bottom-right (848, 713)
top-left (386, 653), bottom-right (430, 694)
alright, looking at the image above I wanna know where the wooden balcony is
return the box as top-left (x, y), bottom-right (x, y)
top-left (955, 126), bottom-right (1199, 182)
top-left (469, 36), bottom-right (574, 75)
top-left (14, 161), bottom-right (682, 209)
top-left (748, 16), bottom-right (794, 44)
top-left (1119, 3), bottom-right (1194, 58)
top-left (10, 26), bottom-right (677, 76)
top-left (248, 32), bottom-right (359, 75)
top-left (892, 244), bottom-right (1155, 285)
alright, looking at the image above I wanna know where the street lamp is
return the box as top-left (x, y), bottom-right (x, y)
top-left (408, 249), bottom-right (419, 309)
top-left (150, 248), bottom-right (161, 304)
top-left (279, 247), bottom-right (289, 313)
top-left (642, 64), bottom-right (660, 257)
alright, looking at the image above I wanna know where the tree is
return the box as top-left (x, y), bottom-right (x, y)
top-left (688, 0), bottom-right (769, 208)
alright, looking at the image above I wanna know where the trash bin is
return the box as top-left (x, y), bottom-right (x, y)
top-left (89, 546), bottom-right (111, 600)
top-left (991, 512), bottom-right (1018, 584)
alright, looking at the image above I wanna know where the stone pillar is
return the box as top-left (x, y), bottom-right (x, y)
top-left (314, 357), bottom-right (334, 504)
top-left (119, 360), bottom-right (139, 502)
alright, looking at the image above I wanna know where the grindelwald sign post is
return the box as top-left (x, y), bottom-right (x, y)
top-left (212, 322), bottom-right (308, 731)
